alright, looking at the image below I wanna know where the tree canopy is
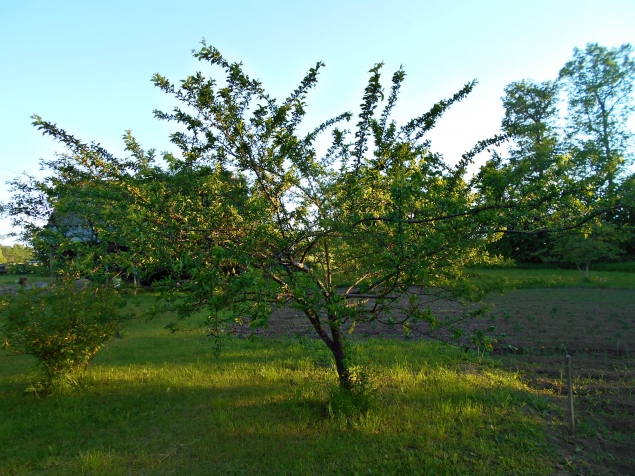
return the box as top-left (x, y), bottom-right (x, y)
top-left (560, 43), bottom-right (635, 195)
top-left (488, 43), bottom-right (635, 266)
top-left (2, 43), bottom-right (625, 389)
top-left (0, 244), bottom-right (33, 264)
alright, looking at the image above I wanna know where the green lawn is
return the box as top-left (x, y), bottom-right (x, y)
top-left (4, 267), bottom-right (632, 474)
top-left (470, 266), bottom-right (635, 289)
top-left (0, 275), bottom-right (54, 286)
top-left (0, 275), bottom-right (22, 285)
top-left (0, 300), bottom-right (555, 475)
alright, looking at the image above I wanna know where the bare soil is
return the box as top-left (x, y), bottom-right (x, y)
top-left (482, 289), bottom-right (634, 476)
top-left (235, 287), bottom-right (635, 476)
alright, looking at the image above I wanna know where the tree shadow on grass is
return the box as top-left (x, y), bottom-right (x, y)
top-left (0, 361), bottom-right (554, 476)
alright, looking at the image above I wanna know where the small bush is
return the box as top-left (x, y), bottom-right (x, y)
top-left (0, 280), bottom-right (133, 391)
top-left (326, 365), bottom-right (376, 420)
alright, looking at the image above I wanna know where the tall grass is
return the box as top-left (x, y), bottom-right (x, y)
top-left (0, 305), bottom-right (556, 475)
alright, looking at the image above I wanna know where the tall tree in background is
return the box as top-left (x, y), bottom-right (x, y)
top-left (557, 43), bottom-right (635, 267)
top-left (0, 244), bottom-right (34, 264)
top-left (559, 43), bottom-right (635, 196)
top-left (501, 79), bottom-right (561, 176)
top-left (488, 43), bottom-right (635, 266)
top-left (486, 80), bottom-right (567, 262)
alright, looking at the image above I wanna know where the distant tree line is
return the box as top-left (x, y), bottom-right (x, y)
top-left (486, 43), bottom-right (635, 273)
top-left (0, 244), bottom-right (33, 264)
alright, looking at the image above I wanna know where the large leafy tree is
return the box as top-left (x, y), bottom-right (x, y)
top-left (559, 43), bottom-right (635, 196)
top-left (3, 45), bottom-right (608, 389)
top-left (488, 44), bottom-right (635, 267)
top-left (0, 244), bottom-right (34, 264)
top-left (501, 79), bottom-right (561, 175)
top-left (556, 43), bottom-right (635, 268)
top-left (486, 79), bottom-right (566, 262)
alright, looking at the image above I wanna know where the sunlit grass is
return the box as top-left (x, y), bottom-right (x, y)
top-left (471, 267), bottom-right (635, 289)
top-left (0, 306), bottom-right (558, 475)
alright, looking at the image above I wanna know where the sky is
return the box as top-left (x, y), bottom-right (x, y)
top-left (1, 0), bottom-right (635, 243)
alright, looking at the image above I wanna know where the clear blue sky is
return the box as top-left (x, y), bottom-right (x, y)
top-left (1, 0), bottom-right (634, 242)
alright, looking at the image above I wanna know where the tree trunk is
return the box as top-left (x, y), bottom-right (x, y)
top-left (302, 307), bottom-right (353, 389)
top-left (328, 318), bottom-right (352, 390)
top-left (576, 261), bottom-right (592, 279)
top-left (331, 344), bottom-right (352, 390)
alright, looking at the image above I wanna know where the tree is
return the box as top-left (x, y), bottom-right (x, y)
top-left (486, 79), bottom-right (565, 262)
top-left (501, 79), bottom-right (561, 175)
top-left (0, 244), bottom-right (34, 264)
top-left (552, 219), bottom-right (623, 279)
top-left (559, 43), bottom-right (635, 196)
top-left (488, 44), bottom-right (635, 267)
top-left (3, 45), bottom-right (612, 390)
top-left (553, 44), bottom-right (635, 269)
top-left (614, 173), bottom-right (635, 259)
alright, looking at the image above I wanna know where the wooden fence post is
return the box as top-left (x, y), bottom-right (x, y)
top-left (566, 354), bottom-right (575, 436)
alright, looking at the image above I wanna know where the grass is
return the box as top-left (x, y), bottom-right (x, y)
top-left (470, 266), bottom-right (635, 289)
top-left (2, 268), bottom-right (632, 474)
top-left (0, 298), bottom-right (556, 475)
top-left (0, 275), bottom-right (54, 286)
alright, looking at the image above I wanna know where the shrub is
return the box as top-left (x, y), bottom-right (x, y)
top-left (0, 279), bottom-right (132, 391)
top-left (326, 365), bottom-right (376, 420)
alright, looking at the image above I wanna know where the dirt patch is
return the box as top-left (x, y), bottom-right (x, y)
top-left (241, 287), bottom-right (634, 353)
top-left (480, 289), bottom-right (634, 476)
top-left (499, 351), bottom-right (635, 475)
top-left (484, 288), bottom-right (634, 355)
